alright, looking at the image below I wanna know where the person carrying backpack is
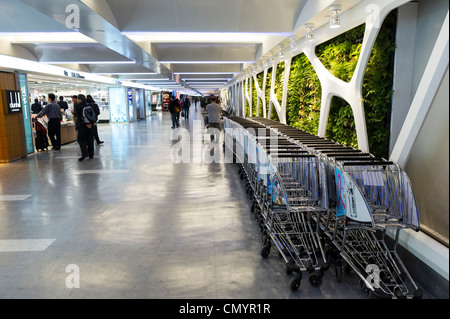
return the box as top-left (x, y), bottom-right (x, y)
top-left (87, 95), bottom-right (104, 145)
top-left (74, 94), bottom-right (96, 161)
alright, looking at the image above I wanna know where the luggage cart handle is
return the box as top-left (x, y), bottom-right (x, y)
top-left (333, 157), bottom-right (379, 161)
top-left (326, 153), bottom-right (371, 157)
top-left (275, 154), bottom-right (317, 158)
top-left (341, 161), bottom-right (394, 166)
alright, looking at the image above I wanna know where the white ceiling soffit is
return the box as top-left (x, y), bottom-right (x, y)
top-left (102, 0), bottom-right (308, 33)
top-left (0, 0), bottom-right (72, 32)
top-left (153, 42), bottom-right (259, 62)
top-left (15, 43), bottom-right (134, 64)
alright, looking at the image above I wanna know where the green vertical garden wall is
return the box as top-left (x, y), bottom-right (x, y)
top-left (250, 10), bottom-right (397, 159)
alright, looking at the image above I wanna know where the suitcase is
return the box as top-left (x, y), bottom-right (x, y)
top-left (35, 133), bottom-right (49, 152)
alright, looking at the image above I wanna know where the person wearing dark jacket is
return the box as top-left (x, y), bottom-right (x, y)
top-left (86, 95), bottom-right (104, 145)
top-left (183, 97), bottom-right (191, 120)
top-left (31, 99), bottom-right (42, 114)
top-left (36, 93), bottom-right (62, 150)
top-left (58, 96), bottom-right (68, 112)
top-left (74, 94), bottom-right (95, 161)
top-left (168, 95), bottom-right (179, 129)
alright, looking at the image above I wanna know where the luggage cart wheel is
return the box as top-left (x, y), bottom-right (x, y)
top-left (289, 273), bottom-right (302, 291)
top-left (308, 270), bottom-right (324, 287)
top-left (260, 245), bottom-right (270, 258)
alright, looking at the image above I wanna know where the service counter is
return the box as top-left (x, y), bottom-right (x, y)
top-left (60, 122), bottom-right (77, 144)
top-left (32, 115), bottom-right (77, 146)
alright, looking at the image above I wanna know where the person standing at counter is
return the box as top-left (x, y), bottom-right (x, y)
top-left (74, 94), bottom-right (95, 161)
top-left (58, 96), bottom-right (68, 112)
top-left (40, 95), bottom-right (47, 107)
top-left (36, 93), bottom-right (62, 150)
top-left (71, 95), bottom-right (78, 127)
top-left (31, 98), bottom-right (42, 114)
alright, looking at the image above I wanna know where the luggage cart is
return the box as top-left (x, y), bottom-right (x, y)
top-left (320, 159), bottom-right (422, 298)
top-left (261, 154), bottom-right (329, 290)
top-left (224, 116), bottom-right (422, 298)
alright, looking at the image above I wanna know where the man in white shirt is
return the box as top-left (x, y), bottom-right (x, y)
top-left (205, 96), bottom-right (223, 142)
top-left (206, 96), bottom-right (222, 127)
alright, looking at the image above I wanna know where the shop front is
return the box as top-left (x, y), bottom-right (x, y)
top-left (135, 88), bottom-right (145, 120)
top-left (0, 71), bottom-right (30, 162)
top-left (147, 90), bottom-right (161, 114)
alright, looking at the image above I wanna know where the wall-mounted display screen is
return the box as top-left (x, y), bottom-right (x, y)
top-left (109, 87), bottom-right (127, 122)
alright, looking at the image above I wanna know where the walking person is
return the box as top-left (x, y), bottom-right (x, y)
top-left (183, 97), bottom-right (191, 120)
top-left (168, 95), bottom-right (179, 129)
top-left (206, 96), bottom-right (223, 142)
top-left (86, 95), bottom-right (104, 145)
top-left (74, 94), bottom-right (95, 161)
top-left (36, 93), bottom-right (62, 150)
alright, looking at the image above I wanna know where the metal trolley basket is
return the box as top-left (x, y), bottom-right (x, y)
top-left (319, 158), bottom-right (422, 298)
top-left (261, 154), bottom-right (329, 290)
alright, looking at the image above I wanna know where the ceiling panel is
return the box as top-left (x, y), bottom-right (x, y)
top-left (170, 63), bottom-right (241, 73)
top-left (152, 42), bottom-right (259, 61)
top-left (104, 0), bottom-right (307, 33)
top-left (15, 43), bottom-right (135, 63)
top-left (0, 0), bottom-right (72, 33)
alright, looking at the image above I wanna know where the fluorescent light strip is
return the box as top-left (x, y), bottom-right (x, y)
top-left (188, 82), bottom-right (227, 86)
top-left (0, 32), bottom-right (96, 43)
top-left (191, 85), bottom-right (222, 89)
top-left (141, 82), bottom-right (178, 85)
top-left (160, 61), bottom-right (254, 64)
top-left (122, 31), bottom-right (291, 43)
top-left (43, 61), bottom-right (136, 64)
top-left (186, 80), bottom-right (229, 82)
top-left (94, 72), bottom-right (157, 75)
top-left (181, 78), bottom-right (234, 80)
top-left (0, 54), bottom-right (162, 91)
top-left (130, 78), bottom-right (171, 81)
top-left (153, 85), bottom-right (183, 87)
top-left (174, 72), bottom-right (240, 75)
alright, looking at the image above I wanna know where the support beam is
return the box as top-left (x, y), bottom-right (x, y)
top-left (390, 11), bottom-right (449, 168)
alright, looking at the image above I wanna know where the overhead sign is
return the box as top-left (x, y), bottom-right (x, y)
top-left (2, 90), bottom-right (22, 114)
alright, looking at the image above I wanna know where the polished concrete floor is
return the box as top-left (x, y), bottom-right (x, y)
top-left (0, 105), bottom-right (426, 299)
